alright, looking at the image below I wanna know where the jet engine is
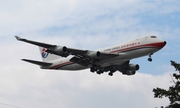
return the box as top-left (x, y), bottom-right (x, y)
top-left (122, 64), bottom-right (139, 75)
top-left (124, 70), bottom-right (136, 75)
top-left (48, 46), bottom-right (68, 57)
top-left (88, 51), bottom-right (101, 59)
top-left (129, 64), bottom-right (139, 71)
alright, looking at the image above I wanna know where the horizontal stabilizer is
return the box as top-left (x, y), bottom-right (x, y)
top-left (22, 59), bottom-right (53, 66)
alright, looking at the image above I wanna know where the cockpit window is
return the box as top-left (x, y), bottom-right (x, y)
top-left (151, 36), bottom-right (157, 38)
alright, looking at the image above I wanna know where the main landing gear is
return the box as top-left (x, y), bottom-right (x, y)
top-left (108, 70), bottom-right (116, 76)
top-left (90, 67), bottom-right (96, 72)
top-left (108, 72), bottom-right (113, 76)
top-left (90, 65), bottom-right (114, 76)
top-left (90, 66), bottom-right (104, 75)
top-left (148, 53), bottom-right (153, 62)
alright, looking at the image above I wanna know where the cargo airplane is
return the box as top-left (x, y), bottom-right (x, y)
top-left (15, 36), bottom-right (166, 76)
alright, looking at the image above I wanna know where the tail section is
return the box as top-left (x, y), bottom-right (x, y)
top-left (39, 47), bottom-right (61, 62)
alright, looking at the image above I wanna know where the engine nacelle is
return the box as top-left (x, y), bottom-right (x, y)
top-left (122, 64), bottom-right (139, 75)
top-left (124, 70), bottom-right (136, 75)
top-left (53, 46), bottom-right (68, 56)
top-left (129, 64), bottom-right (140, 71)
top-left (88, 51), bottom-right (101, 59)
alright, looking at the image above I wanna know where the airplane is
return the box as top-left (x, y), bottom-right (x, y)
top-left (15, 36), bottom-right (166, 76)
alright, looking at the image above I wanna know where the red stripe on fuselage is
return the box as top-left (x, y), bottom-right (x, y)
top-left (142, 42), bottom-right (165, 48)
top-left (110, 42), bottom-right (165, 54)
top-left (50, 61), bottom-right (73, 69)
top-left (49, 42), bottom-right (165, 69)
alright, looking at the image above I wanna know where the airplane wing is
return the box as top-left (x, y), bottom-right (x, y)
top-left (15, 36), bottom-right (56, 48)
top-left (15, 36), bottom-right (119, 65)
top-left (15, 36), bottom-right (88, 57)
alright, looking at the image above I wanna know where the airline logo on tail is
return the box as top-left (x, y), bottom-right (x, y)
top-left (42, 48), bottom-right (49, 58)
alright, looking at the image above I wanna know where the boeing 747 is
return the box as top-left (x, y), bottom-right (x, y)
top-left (15, 36), bottom-right (166, 76)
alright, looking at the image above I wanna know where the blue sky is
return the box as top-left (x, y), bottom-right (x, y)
top-left (0, 0), bottom-right (180, 108)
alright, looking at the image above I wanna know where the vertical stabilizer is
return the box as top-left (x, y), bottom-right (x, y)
top-left (39, 47), bottom-right (61, 62)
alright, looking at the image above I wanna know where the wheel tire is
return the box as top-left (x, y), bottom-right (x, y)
top-left (97, 71), bottom-right (101, 74)
top-left (148, 58), bottom-right (152, 62)
top-left (90, 67), bottom-right (95, 72)
top-left (108, 73), bottom-right (113, 76)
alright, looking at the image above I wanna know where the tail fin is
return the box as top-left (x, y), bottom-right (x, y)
top-left (39, 47), bottom-right (61, 62)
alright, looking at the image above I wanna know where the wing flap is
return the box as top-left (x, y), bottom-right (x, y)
top-left (70, 56), bottom-right (91, 66)
top-left (22, 59), bottom-right (53, 66)
top-left (99, 52), bottom-right (119, 59)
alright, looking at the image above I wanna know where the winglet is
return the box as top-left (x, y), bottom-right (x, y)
top-left (15, 36), bottom-right (22, 40)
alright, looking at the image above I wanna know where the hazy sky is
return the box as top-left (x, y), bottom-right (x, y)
top-left (1, 0), bottom-right (180, 108)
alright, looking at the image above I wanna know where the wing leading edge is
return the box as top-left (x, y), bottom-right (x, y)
top-left (15, 36), bottom-right (56, 48)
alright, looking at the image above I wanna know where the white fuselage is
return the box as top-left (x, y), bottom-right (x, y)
top-left (41, 36), bottom-right (166, 70)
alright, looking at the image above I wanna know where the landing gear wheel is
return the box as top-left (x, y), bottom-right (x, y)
top-left (148, 58), bottom-right (152, 62)
top-left (90, 67), bottom-right (95, 72)
top-left (97, 71), bottom-right (101, 75)
top-left (108, 72), bottom-right (113, 76)
top-left (97, 70), bottom-right (103, 75)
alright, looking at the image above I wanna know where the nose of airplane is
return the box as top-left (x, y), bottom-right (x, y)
top-left (162, 41), bottom-right (167, 48)
top-left (155, 40), bottom-right (166, 49)
top-left (164, 41), bottom-right (167, 46)
top-left (160, 41), bottom-right (166, 49)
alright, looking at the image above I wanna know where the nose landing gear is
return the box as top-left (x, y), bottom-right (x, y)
top-left (148, 53), bottom-right (153, 62)
top-left (148, 58), bottom-right (152, 62)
